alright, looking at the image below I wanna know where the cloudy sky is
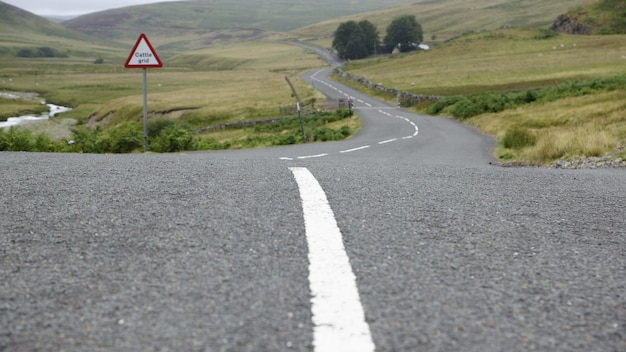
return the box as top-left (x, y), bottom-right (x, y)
top-left (3, 0), bottom-right (182, 17)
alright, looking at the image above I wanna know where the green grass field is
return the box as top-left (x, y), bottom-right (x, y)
top-left (1, 41), bottom-right (327, 126)
top-left (2, 0), bottom-right (625, 162)
top-left (345, 28), bottom-right (626, 95)
top-left (338, 28), bottom-right (626, 164)
top-left (290, 0), bottom-right (592, 45)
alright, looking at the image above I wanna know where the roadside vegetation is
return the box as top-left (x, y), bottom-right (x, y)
top-left (0, 38), bottom-right (360, 153)
top-left (0, 109), bottom-right (357, 153)
top-left (2, 0), bottom-right (626, 164)
top-left (337, 26), bottom-right (626, 164)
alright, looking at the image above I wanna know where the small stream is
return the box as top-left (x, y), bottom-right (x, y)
top-left (0, 93), bottom-right (72, 129)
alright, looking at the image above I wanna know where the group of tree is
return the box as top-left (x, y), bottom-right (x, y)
top-left (16, 46), bottom-right (68, 58)
top-left (332, 15), bottom-right (423, 60)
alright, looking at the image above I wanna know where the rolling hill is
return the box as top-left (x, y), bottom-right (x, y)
top-left (289, 0), bottom-right (594, 44)
top-left (62, 0), bottom-right (419, 46)
top-left (0, 2), bottom-right (97, 43)
top-left (0, 1), bottom-right (125, 57)
top-left (551, 0), bottom-right (626, 35)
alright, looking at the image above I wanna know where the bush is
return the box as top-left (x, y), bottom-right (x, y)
top-left (427, 74), bottom-right (626, 119)
top-left (16, 47), bottom-right (67, 58)
top-left (0, 127), bottom-right (34, 151)
top-left (150, 126), bottom-right (195, 152)
top-left (67, 126), bottom-right (108, 153)
top-left (148, 119), bottom-right (195, 152)
top-left (503, 126), bottom-right (537, 149)
top-left (426, 96), bottom-right (462, 115)
top-left (34, 134), bottom-right (57, 152)
top-left (148, 119), bottom-right (190, 137)
top-left (0, 127), bottom-right (66, 152)
top-left (109, 121), bottom-right (144, 153)
top-left (450, 97), bottom-right (484, 119)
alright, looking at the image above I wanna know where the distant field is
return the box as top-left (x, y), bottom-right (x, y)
top-left (339, 28), bottom-right (626, 163)
top-left (346, 28), bottom-right (626, 96)
top-left (3, 0), bottom-right (624, 161)
top-left (0, 41), bottom-right (327, 131)
top-left (290, 0), bottom-right (592, 45)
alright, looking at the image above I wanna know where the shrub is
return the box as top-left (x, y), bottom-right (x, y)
top-left (0, 128), bottom-right (65, 152)
top-left (108, 121), bottom-right (144, 153)
top-left (274, 133), bottom-right (298, 145)
top-left (148, 119), bottom-right (191, 137)
top-left (426, 96), bottom-right (462, 115)
top-left (33, 134), bottom-right (57, 152)
top-left (150, 126), bottom-right (195, 152)
top-left (503, 126), bottom-right (537, 149)
top-left (336, 108), bottom-right (354, 119)
top-left (0, 127), bottom-right (34, 151)
top-left (67, 126), bottom-right (108, 153)
top-left (148, 119), bottom-right (195, 152)
top-left (16, 47), bottom-right (67, 58)
top-left (426, 74), bottom-right (626, 119)
top-left (450, 97), bottom-right (484, 119)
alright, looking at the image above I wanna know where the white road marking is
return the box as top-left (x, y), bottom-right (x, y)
top-left (298, 153), bottom-right (329, 159)
top-left (379, 138), bottom-right (398, 145)
top-left (278, 70), bottom-right (421, 160)
top-left (289, 167), bottom-right (375, 352)
top-left (340, 145), bottom-right (370, 154)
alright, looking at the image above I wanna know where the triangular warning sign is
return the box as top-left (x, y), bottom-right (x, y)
top-left (125, 33), bottom-right (163, 68)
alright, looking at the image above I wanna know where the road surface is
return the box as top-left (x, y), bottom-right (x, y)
top-left (1, 67), bottom-right (625, 352)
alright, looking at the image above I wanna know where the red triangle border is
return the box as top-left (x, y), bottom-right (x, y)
top-left (125, 33), bottom-right (163, 68)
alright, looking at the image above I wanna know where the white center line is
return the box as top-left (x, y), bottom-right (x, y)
top-left (289, 167), bottom-right (375, 352)
top-left (298, 153), bottom-right (329, 159)
top-left (379, 138), bottom-right (398, 145)
top-left (340, 145), bottom-right (371, 154)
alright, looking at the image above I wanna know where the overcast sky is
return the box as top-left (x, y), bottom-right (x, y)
top-left (3, 0), bottom-right (182, 17)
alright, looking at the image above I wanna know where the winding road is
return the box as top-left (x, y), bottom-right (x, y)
top-left (1, 57), bottom-right (625, 351)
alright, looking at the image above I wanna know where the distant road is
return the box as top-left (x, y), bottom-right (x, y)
top-left (1, 49), bottom-right (625, 351)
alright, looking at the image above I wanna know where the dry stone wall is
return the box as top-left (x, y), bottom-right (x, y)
top-left (332, 68), bottom-right (442, 106)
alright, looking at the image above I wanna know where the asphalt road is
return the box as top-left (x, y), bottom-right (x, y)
top-left (1, 67), bottom-right (625, 352)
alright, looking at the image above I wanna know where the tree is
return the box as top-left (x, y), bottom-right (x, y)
top-left (332, 20), bottom-right (380, 60)
top-left (384, 15), bottom-right (423, 53)
top-left (358, 20), bottom-right (380, 55)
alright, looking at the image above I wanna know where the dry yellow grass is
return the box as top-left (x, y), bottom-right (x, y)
top-left (4, 41), bottom-right (329, 129)
top-left (348, 29), bottom-right (626, 95)
top-left (468, 91), bottom-right (626, 162)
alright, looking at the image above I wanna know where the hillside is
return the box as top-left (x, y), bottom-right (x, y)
top-left (63, 0), bottom-right (418, 46)
top-left (0, 2), bottom-right (125, 57)
top-left (289, 0), bottom-right (593, 44)
top-left (551, 0), bottom-right (626, 35)
top-left (0, 2), bottom-right (95, 42)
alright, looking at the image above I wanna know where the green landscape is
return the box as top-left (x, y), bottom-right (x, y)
top-left (1, 0), bottom-right (625, 165)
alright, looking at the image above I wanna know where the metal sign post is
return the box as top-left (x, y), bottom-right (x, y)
top-left (142, 68), bottom-right (148, 152)
top-left (285, 76), bottom-right (305, 142)
top-left (125, 33), bottom-right (163, 152)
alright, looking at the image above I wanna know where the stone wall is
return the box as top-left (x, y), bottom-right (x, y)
top-left (332, 67), bottom-right (442, 106)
